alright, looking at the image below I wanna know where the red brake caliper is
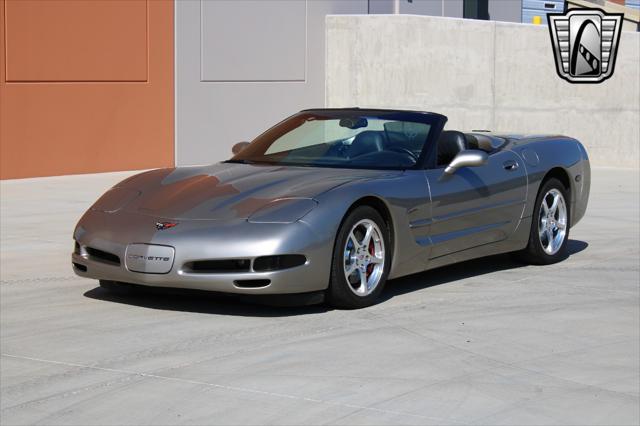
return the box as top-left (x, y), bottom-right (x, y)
top-left (366, 240), bottom-right (375, 278)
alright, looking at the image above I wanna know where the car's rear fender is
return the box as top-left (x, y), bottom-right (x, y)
top-left (509, 137), bottom-right (590, 227)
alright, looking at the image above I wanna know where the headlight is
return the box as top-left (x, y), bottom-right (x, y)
top-left (248, 198), bottom-right (317, 224)
top-left (90, 187), bottom-right (140, 213)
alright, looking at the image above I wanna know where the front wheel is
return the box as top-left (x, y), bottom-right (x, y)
top-left (327, 206), bottom-right (391, 309)
top-left (518, 177), bottom-right (570, 264)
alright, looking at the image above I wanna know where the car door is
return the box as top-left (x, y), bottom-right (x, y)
top-left (423, 149), bottom-right (527, 259)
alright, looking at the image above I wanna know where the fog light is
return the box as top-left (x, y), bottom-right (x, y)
top-left (253, 255), bottom-right (306, 272)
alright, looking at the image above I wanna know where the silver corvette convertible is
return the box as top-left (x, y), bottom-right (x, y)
top-left (73, 109), bottom-right (590, 308)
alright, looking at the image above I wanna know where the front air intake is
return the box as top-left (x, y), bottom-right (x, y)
top-left (72, 262), bottom-right (87, 272)
top-left (253, 255), bottom-right (306, 272)
top-left (184, 259), bottom-right (251, 273)
top-left (85, 247), bottom-right (121, 266)
top-left (233, 279), bottom-right (271, 288)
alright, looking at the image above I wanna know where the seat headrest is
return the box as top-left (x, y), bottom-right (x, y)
top-left (437, 130), bottom-right (467, 165)
top-left (350, 131), bottom-right (385, 158)
top-left (465, 134), bottom-right (479, 150)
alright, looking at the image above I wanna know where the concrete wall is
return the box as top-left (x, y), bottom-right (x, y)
top-left (176, 0), bottom-right (367, 166)
top-left (326, 15), bottom-right (639, 168)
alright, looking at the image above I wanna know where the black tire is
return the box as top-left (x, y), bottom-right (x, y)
top-left (99, 280), bottom-right (137, 296)
top-left (327, 206), bottom-right (391, 309)
top-left (518, 177), bottom-right (571, 265)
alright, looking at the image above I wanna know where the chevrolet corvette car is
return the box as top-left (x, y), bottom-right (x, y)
top-left (72, 108), bottom-right (590, 308)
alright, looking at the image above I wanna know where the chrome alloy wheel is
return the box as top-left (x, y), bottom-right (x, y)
top-left (538, 188), bottom-right (568, 255)
top-left (343, 219), bottom-right (385, 296)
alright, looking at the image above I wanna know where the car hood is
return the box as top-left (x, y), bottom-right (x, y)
top-left (101, 162), bottom-right (396, 220)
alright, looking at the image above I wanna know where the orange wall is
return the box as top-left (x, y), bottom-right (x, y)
top-left (0, 0), bottom-right (174, 179)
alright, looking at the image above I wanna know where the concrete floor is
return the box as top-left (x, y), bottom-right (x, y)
top-left (1, 168), bottom-right (638, 425)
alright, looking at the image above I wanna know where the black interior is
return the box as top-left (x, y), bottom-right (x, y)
top-left (434, 131), bottom-right (492, 166)
top-left (436, 130), bottom-right (468, 166)
top-left (349, 131), bottom-right (385, 158)
top-left (230, 109), bottom-right (449, 170)
top-left (273, 128), bottom-right (424, 169)
top-left (240, 123), bottom-right (493, 170)
top-left (272, 128), bottom-right (490, 169)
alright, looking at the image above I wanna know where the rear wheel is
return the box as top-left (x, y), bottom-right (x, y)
top-left (327, 206), bottom-right (391, 309)
top-left (519, 178), bottom-right (570, 264)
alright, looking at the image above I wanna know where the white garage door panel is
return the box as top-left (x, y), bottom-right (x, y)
top-left (176, 0), bottom-right (367, 166)
top-left (201, 0), bottom-right (307, 82)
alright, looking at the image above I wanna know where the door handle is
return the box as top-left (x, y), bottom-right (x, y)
top-left (503, 160), bottom-right (519, 171)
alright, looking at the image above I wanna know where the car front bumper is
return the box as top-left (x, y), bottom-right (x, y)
top-left (71, 211), bottom-right (333, 294)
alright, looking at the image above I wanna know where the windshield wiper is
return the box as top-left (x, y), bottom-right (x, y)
top-left (224, 159), bottom-right (281, 166)
top-left (224, 159), bottom-right (254, 164)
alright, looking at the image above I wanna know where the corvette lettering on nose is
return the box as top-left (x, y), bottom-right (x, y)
top-left (127, 254), bottom-right (170, 262)
top-left (125, 243), bottom-right (175, 274)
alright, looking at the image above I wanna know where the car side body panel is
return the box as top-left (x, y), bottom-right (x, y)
top-left (423, 149), bottom-right (528, 260)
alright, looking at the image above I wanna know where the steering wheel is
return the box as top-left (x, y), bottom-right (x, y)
top-left (387, 146), bottom-right (418, 162)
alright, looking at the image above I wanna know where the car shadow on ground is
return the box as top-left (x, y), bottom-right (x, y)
top-left (83, 285), bottom-right (331, 317)
top-left (84, 239), bottom-right (588, 316)
top-left (381, 239), bottom-right (588, 302)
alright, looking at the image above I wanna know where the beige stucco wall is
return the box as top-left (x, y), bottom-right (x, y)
top-left (326, 15), bottom-right (640, 168)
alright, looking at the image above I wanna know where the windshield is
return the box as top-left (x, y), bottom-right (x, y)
top-left (229, 111), bottom-right (437, 170)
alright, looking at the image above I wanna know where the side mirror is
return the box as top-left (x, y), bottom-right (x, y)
top-left (232, 141), bottom-right (250, 155)
top-left (444, 150), bottom-right (488, 175)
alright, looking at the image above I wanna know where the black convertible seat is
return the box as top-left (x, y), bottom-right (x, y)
top-left (437, 130), bottom-right (468, 165)
top-left (465, 133), bottom-right (479, 150)
top-left (349, 131), bottom-right (385, 158)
